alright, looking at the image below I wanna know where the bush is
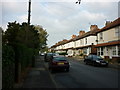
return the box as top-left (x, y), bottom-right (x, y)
top-left (2, 45), bottom-right (15, 88)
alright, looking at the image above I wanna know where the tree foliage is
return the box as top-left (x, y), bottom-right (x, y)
top-left (3, 22), bottom-right (48, 52)
top-left (2, 21), bottom-right (49, 88)
top-left (34, 25), bottom-right (49, 52)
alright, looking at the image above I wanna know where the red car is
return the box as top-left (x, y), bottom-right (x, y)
top-left (48, 56), bottom-right (70, 72)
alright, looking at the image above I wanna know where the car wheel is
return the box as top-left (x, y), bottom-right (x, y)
top-left (66, 68), bottom-right (69, 72)
top-left (93, 62), bottom-right (96, 66)
top-left (85, 61), bottom-right (88, 65)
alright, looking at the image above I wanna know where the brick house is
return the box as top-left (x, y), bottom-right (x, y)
top-left (95, 17), bottom-right (120, 61)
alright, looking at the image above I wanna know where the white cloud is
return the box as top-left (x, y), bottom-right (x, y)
top-left (18, 14), bottom-right (28, 22)
top-left (1, 1), bottom-right (119, 47)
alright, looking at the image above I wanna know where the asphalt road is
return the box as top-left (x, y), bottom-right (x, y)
top-left (44, 56), bottom-right (119, 88)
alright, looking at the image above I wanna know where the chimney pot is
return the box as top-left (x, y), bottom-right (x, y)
top-left (72, 35), bottom-right (76, 39)
top-left (79, 30), bottom-right (85, 36)
top-left (90, 25), bottom-right (98, 31)
top-left (105, 21), bottom-right (111, 26)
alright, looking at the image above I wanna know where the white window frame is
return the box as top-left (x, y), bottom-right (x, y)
top-left (112, 46), bottom-right (117, 56)
top-left (83, 48), bottom-right (87, 55)
top-left (115, 26), bottom-right (120, 37)
top-left (100, 32), bottom-right (103, 40)
top-left (97, 47), bottom-right (104, 56)
top-left (118, 45), bottom-right (120, 56)
top-left (85, 38), bottom-right (87, 44)
top-left (101, 47), bottom-right (104, 56)
top-left (97, 48), bottom-right (100, 56)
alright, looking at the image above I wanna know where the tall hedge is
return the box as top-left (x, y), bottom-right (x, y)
top-left (14, 43), bottom-right (34, 71)
top-left (2, 45), bottom-right (15, 88)
top-left (13, 43), bottom-right (35, 83)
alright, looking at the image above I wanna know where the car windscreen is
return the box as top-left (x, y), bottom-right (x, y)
top-left (53, 57), bottom-right (67, 61)
top-left (47, 53), bottom-right (53, 56)
top-left (92, 55), bottom-right (103, 60)
top-left (52, 53), bottom-right (59, 56)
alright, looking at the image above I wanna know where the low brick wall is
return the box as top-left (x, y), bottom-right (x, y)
top-left (104, 56), bottom-right (120, 63)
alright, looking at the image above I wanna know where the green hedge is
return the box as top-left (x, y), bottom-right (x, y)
top-left (14, 43), bottom-right (34, 71)
top-left (2, 43), bottom-right (36, 88)
top-left (2, 45), bottom-right (15, 88)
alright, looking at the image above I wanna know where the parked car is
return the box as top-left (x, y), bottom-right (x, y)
top-left (40, 53), bottom-right (45, 56)
top-left (48, 56), bottom-right (70, 72)
top-left (84, 54), bottom-right (108, 66)
top-left (44, 53), bottom-right (59, 62)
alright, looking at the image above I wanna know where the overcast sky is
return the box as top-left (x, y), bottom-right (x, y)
top-left (0, 0), bottom-right (119, 47)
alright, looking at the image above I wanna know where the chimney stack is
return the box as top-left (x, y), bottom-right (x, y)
top-left (105, 21), bottom-right (111, 26)
top-left (72, 35), bottom-right (76, 39)
top-left (90, 25), bottom-right (98, 31)
top-left (79, 31), bottom-right (85, 36)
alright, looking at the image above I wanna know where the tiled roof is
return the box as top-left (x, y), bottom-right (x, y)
top-left (95, 40), bottom-right (120, 47)
top-left (73, 29), bottom-right (98, 41)
top-left (51, 18), bottom-right (120, 48)
top-left (75, 45), bottom-right (92, 49)
top-left (50, 39), bottom-right (68, 48)
top-left (97, 17), bottom-right (120, 33)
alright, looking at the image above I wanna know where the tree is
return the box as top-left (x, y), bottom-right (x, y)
top-left (34, 25), bottom-right (49, 52)
top-left (3, 21), bottom-right (20, 46)
top-left (16, 22), bottom-right (40, 49)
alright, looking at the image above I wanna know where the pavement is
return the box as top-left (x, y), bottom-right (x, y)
top-left (14, 56), bottom-right (57, 89)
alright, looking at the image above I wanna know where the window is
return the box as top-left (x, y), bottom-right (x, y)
top-left (80, 40), bottom-right (82, 45)
top-left (83, 48), bottom-right (87, 55)
top-left (97, 47), bottom-right (104, 56)
top-left (85, 38), bottom-right (87, 44)
top-left (112, 46), bottom-right (116, 55)
top-left (97, 48), bottom-right (100, 56)
top-left (92, 55), bottom-right (102, 60)
top-left (100, 32), bottom-right (103, 40)
top-left (101, 47), bottom-right (104, 55)
top-left (118, 45), bottom-right (120, 56)
top-left (115, 26), bottom-right (120, 37)
top-left (106, 48), bottom-right (108, 55)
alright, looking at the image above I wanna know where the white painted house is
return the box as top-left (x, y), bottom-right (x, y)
top-left (73, 25), bottom-right (99, 56)
top-left (50, 18), bottom-right (120, 62)
top-left (96, 17), bottom-right (120, 61)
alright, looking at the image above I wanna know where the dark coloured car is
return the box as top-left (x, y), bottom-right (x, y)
top-left (48, 56), bottom-right (70, 72)
top-left (84, 54), bottom-right (108, 66)
top-left (44, 53), bottom-right (59, 62)
top-left (40, 53), bottom-right (45, 56)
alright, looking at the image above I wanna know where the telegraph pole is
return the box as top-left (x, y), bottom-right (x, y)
top-left (28, 0), bottom-right (31, 25)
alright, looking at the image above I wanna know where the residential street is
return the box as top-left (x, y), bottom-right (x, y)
top-left (21, 55), bottom-right (119, 88)
top-left (49, 57), bottom-right (119, 88)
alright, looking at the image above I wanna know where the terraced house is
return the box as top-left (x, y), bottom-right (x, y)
top-left (73, 25), bottom-right (99, 56)
top-left (95, 17), bottom-right (120, 61)
top-left (50, 17), bottom-right (120, 61)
